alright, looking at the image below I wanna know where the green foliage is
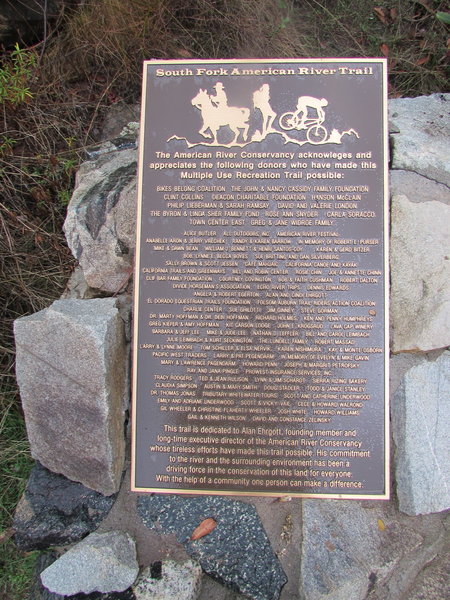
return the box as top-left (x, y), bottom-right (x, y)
top-left (57, 188), bottom-right (72, 205)
top-left (436, 11), bottom-right (450, 25)
top-left (0, 386), bottom-right (36, 600)
top-left (0, 541), bottom-right (39, 600)
top-left (0, 38), bottom-right (77, 596)
top-left (0, 136), bottom-right (16, 156)
top-left (0, 402), bottom-right (32, 532)
top-left (0, 44), bottom-right (37, 106)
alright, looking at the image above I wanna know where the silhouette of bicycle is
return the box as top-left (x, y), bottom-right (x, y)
top-left (278, 113), bottom-right (328, 144)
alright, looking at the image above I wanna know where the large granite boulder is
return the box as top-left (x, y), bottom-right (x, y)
top-left (13, 462), bottom-right (116, 551)
top-left (40, 531), bottom-right (139, 596)
top-left (389, 93), bottom-right (450, 187)
top-left (391, 351), bottom-right (450, 515)
top-left (389, 94), bottom-right (450, 353)
top-left (64, 125), bottom-right (138, 294)
top-left (14, 298), bottom-right (127, 495)
top-left (390, 194), bottom-right (450, 352)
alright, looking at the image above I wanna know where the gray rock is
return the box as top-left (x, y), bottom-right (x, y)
top-left (101, 104), bottom-right (140, 141)
top-left (133, 560), bottom-right (202, 600)
top-left (198, 576), bottom-right (246, 600)
top-left (13, 462), bottom-right (116, 551)
top-left (389, 93), bottom-right (450, 187)
top-left (64, 125), bottom-right (138, 293)
top-left (14, 298), bottom-right (127, 495)
top-left (406, 549), bottom-right (450, 600)
top-left (61, 277), bottom-right (133, 410)
top-left (85, 123), bottom-right (139, 161)
top-left (31, 551), bottom-right (137, 600)
top-left (137, 495), bottom-right (287, 600)
top-left (61, 266), bottom-right (99, 299)
top-left (40, 531), bottom-right (139, 596)
top-left (390, 194), bottom-right (450, 352)
top-left (389, 170), bottom-right (450, 206)
top-left (300, 499), bottom-right (423, 600)
top-left (391, 351), bottom-right (450, 515)
top-left (389, 352), bottom-right (428, 400)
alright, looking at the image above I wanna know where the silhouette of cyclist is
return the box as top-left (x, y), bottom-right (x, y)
top-left (293, 96), bottom-right (328, 128)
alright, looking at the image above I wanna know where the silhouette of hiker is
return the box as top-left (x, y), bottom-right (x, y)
top-left (253, 83), bottom-right (276, 135)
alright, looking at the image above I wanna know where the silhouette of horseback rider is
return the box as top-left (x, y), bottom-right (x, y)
top-left (191, 87), bottom-right (250, 145)
top-left (210, 82), bottom-right (228, 109)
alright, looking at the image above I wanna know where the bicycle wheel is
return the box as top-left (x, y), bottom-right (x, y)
top-left (307, 125), bottom-right (327, 144)
top-left (279, 112), bottom-right (296, 131)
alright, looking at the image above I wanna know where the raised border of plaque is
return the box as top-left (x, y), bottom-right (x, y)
top-left (132, 59), bottom-right (389, 500)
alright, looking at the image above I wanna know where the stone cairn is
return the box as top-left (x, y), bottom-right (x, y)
top-left (13, 95), bottom-right (449, 600)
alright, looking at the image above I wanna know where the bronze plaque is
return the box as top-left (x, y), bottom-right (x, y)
top-left (132, 59), bottom-right (389, 499)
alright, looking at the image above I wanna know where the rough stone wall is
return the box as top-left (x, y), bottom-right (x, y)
top-left (14, 95), bottom-right (450, 600)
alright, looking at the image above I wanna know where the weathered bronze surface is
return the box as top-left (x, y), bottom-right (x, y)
top-left (132, 59), bottom-right (389, 499)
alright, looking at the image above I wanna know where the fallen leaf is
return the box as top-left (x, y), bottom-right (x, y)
top-left (190, 517), bottom-right (217, 540)
top-left (390, 8), bottom-right (398, 20)
top-left (93, 74), bottom-right (107, 84)
top-left (374, 7), bottom-right (388, 24)
top-left (377, 519), bottom-right (386, 531)
top-left (177, 48), bottom-right (194, 58)
top-left (416, 55), bottom-right (430, 66)
top-left (273, 495), bottom-right (292, 503)
top-left (31, 187), bottom-right (51, 203)
top-left (380, 43), bottom-right (389, 57)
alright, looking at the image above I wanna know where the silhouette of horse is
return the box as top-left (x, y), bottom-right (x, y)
top-left (191, 89), bottom-right (250, 145)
